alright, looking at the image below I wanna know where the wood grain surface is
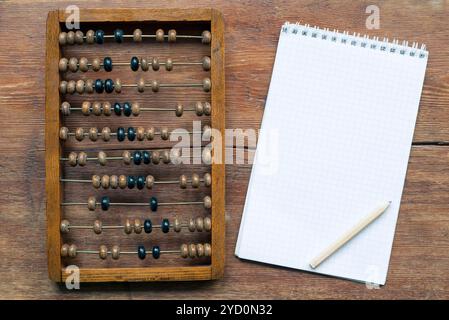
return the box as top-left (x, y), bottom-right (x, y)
top-left (0, 0), bottom-right (448, 299)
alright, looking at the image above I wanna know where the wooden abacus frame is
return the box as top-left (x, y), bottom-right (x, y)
top-left (45, 8), bottom-right (225, 282)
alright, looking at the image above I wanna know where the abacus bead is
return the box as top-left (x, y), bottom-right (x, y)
top-left (145, 175), bottom-right (154, 189)
top-left (151, 80), bottom-right (159, 92)
top-left (160, 127), bottom-right (169, 140)
top-left (152, 246), bottom-right (161, 259)
top-left (115, 78), bottom-right (122, 93)
top-left (137, 245), bottom-right (146, 259)
top-left (94, 220), bottom-right (102, 234)
top-left (127, 127), bottom-right (136, 141)
top-left (204, 216), bottom-right (212, 232)
top-left (110, 175), bottom-right (118, 189)
top-left (59, 127), bottom-right (68, 141)
top-left (137, 127), bottom-right (145, 141)
top-left (117, 127), bottom-right (125, 141)
top-left (124, 219), bottom-right (132, 234)
top-left (204, 243), bottom-right (212, 257)
top-left (202, 148), bottom-right (212, 164)
top-left (76, 80), bottom-right (85, 94)
top-left (144, 219), bottom-right (152, 233)
top-left (68, 244), bottom-right (77, 258)
top-left (75, 127), bottom-right (85, 141)
top-left (114, 102), bottom-right (122, 116)
top-left (151, 150), bottom-right (160, 164)
top-left (111, 245), bottom-right (120, 260)
top-left (78, 152), bottom-right (87, 166)
top-left (195, 217), bottom-right (204, 232)
top-left (114, 29), bottom-right (124, 43)
top-left (179, 175), bottom-right (187, 189)
top-left (161, 219), bottom-right (170, 233)
top-left (146, 127), bottom-right (155, 140)
top-left (203, 173), bottom-right (212, 187)
top-left (202, 125), bottom-right (212, 140)
top-left (59, 58), bottom-right (68, 72)
top-left (203, 102), bottom-right (212, 116)
top-left (188, 218), bottom-right (196, 232)
top-left (98, 151), bottom-right (107, 166)
top-left (92, 101), bottom-right (102, 116)
top-left (202, 56), bottom-right (211, 71)
top-left (130, 56), bottom-right (139, 71)
top-left (67, 80), bottom-right (76, 94)
top-left (104, 79), bottom-right (114, 93)
top-left (137, 78), bottom-right (145, 93)
top-left (103, 57), bottom-right (113, 72)
top-left (162, 150), bottom-right (170, 164)
top-left (89, 127), bottom-right (98, 141)
top-left (75, 30), bottom-right (84, 44)
top-left (202, 30), bottom-right (212, 44)
top-left (94, 79), bottom-right (104, 93)
top-left (60, 219), bottom-right (70, 233)
top-left (101, 196), bottom-right (110, 211)
top-left (123, 102), bottom-right (131, 116)
top-left (203, 78), bottom-right (212, 92)
top-left (119, 175), bottom-right (127, 189)
top-left (87, 196), bottom-right (96, 210)
top-left (180, 244), bottom-right (189, 258)
top-left (122, 150), bottom-right (131, 164)
top-left (192, 174), bottom-right (200, 188)
top-left (188, 244), bottom-right (197, 258)
top-left (99, 245), bottom-right (107, 259)
top-left (92, 175), bottom-right (101, 188)
top-left (204, 196), bottom-right (212, 209)
top-left (85, 79), bottom-right (94, 93)
top-left (155, 29), bottom-right (164, 42)
top-left (95, 29), bottom-right (105, 44)
top-left (68, 152), bottom-right (77, 166)
top-left (92, 58), bottom-right (101, 71)
top-left (103, 102), bottom-right (112, 116)
top-left (141, 58), bottom-right (149, 71)
top-left (131, 103), bottom-right (140, 116)
top-left (134, 219), bottom-right (142, 234)
top-left (151, 57), bottom-right (160, 71)
top-left (174, 218), bottom-right (181, 232)
top-left (58, 32), bottom-right (67, 45)
top-left (165, 58), bottom-right (173, 71)
top-left (195, 101), bottom-right (204, 116)
top-left (175, 103), bottom-right (183, 117)
top-left (61, 244), bottom-right (69, 257)
top-left (196, 244), bottom-right (205, 257)
top-left (101, 175), bottom-right (110, 188)
top-left (86, 30), bottom-right (95, 44)
top-left (79, 57), bottom-right (89, 72)
top-left (59, 81), bottom-right (67, 94)
top-left (68, 57), bottom-right (78, 72)
top-left (133, 151), bottom-right (142, 165)
top-left (168, 29), bottom-right (176, 42)
top-left (150, 196), bottom-right (158, 211)
top-left (127, 176), bottom-right (136, 189)
top-left (67, 31), bottom-right (75, 45)
top-left (133, 29), bottom-right (142, 42)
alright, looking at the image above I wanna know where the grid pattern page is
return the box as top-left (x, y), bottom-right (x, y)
top-left (235, 23), bottom-right (428, 285)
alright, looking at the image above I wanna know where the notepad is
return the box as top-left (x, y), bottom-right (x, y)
top-left (235, 23), bottom-right (428, 285)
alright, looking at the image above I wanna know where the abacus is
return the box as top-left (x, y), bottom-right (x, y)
top-left (45, 8), bottom-right (225, 282)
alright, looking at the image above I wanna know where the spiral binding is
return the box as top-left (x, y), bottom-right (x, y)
top-left (281, 22), bottom-right (427, 59)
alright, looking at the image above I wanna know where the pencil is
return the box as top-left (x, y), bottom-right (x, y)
top-left (309, 201), bottom-right (391, 269)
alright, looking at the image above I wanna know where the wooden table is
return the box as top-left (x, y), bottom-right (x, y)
top-left (1, 0), bottom-right (448, 299)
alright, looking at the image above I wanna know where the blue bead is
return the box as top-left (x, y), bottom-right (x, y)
top-left (101, 196), bottom-right (110, 211)
top-left (144, 219), bottom-right (152, 233)
top-left (133, 151), bottom-right (142, 165)
top-left (150, 196), bottom-right (158, 211)
top-left (137, 245), bottom-right (146, 259)
top-left (114, 103), bottom-right (122, 116)
top-left (104, 79), bottom-right (114, 93)
top-left (95, 30), bottom-right (105, 44)
top-left (130, 56), bottom-right (139, 71)
top-left (103, 57), bottom-right (113, 72)
top-left (117, 127), bottom-right (125, 141)
top-left (137, 176), bottom-right (145, 189)
top-left (94, 79), bottom-right (104, 93)
top-left (114, 29), bottom-right (124, 43)
top-left (127, 127), bottom-right (136, 141)
top-left (143, 151), bottom-right (151, 164)
top-left (127, 176), bottom-right (136, 189)
top-left (161, 219), bottom-right (170, 233)
top-left (152, 246), bottom-right (160, 259)
top-left (123, 102), bottom-right (131, 116)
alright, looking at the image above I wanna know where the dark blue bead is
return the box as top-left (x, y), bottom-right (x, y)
top-left (152, 246), bottom-right (160, 259)
top-left (143, 151), bottom-right (151, 164)
top-left (144, 219), bottom-right (152, 233)
top-left (137, 176), bottom-right (145, 189)
top-left (150, 196), bottom-right (158, 212)
top-left (127, 127), bottom-right (136, 141)
top-left (137, 245), bottom-right (146, 259)
top-left (103, 57), bottom-right (113, 72)
top-left (130, 56), bottom-right (139, 71)
top-left (127, 176), bottom-right (136, 189)
top-left (113, 103), bottom-right (122, 116)
top-left (94, 79), bottom-right (104, 93)
top-left (95, 30), bottom-right (104, 44)
top-left (161, 219), bottom-right (170, 233)
top-left (133, 151), bottom-right (142, 165)
top-left (101, 196), bottom-right (110, 211)
top-left (114, 29), bottom-right (124, 43)
top-left (104, 79), bottom-right (114, 93)
top-left (123, 102), bottom-right (131, 116)
top-left (117, 127), bottom-right (125, 141)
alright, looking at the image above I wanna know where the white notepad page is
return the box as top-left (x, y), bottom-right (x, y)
top-left (235, 23), bottom-right (428, 285)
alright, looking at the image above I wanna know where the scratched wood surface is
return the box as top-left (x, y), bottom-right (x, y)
top-left (0, 0), bottom-right (448, 299)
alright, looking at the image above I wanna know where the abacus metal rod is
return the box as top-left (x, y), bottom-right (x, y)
top-left (59, 155), bottom-right (203, 161)
top-left (66, 223), bottom-right (189, 229)
top-left (76, 249), bottom-right (181, 255)
top-left (96, 34), bottom-right (203, 39)
top-left (60, 178), bottom-right (204, 184)
top-left (61, 201), bottom-right (205, 206)
top-left (121, 83), bottom-right (203, 88)
top-left (66, 107), bottom-right (196, 112)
